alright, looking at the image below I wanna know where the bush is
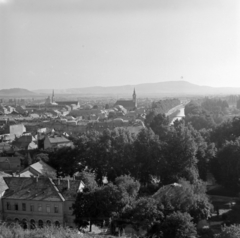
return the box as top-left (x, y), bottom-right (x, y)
top-left (0, 224), bottom-right (83, 238)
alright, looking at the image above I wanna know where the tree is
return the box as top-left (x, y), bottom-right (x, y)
top-left (75, 171), bottom-right (98, 192)
top-left (210, 138), bottom-right (240, 190)
top-left (216, 225), bottom-right (240, 238)
top-left (153, 179), bottom-right (212, 224)
top-left (149, 113), bottom-right (170, 141)
top-left (133, 128), bottom-right (163, 185)
top-left (73, 176), bottom-right (140, 232)
top-left (160, 123), bottom-right (199, 184)
top-left (122, 197), bottom-right (164, 232)
top-left (151, 212), bottom-right (197, 238)
top-left (73, 183), bottom-right (121, 231)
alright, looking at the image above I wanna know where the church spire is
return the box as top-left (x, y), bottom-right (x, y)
top-left (133, 88), bottom-right (137, 108)
top-left (133, 88), bottom-right (136, 99)
top-left (52, 89), bottom-right (54, 103)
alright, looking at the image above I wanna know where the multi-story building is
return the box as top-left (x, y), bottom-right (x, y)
top-left (1, 177), bottom-right (84, 228)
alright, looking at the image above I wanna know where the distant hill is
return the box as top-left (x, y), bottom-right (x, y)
top-left (0, 88), bottom-right (36, 96)
top-left (33, 81), bottom-right (240, 96)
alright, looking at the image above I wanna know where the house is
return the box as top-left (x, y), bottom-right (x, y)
top-left (1, 177), bottom-right (84, 228)
top-left (44, 135), bottom-right (73, 150)
top-left (19, 160), bottom-right (56, 178)
top-left (0, 157), bottom-right (22, 173)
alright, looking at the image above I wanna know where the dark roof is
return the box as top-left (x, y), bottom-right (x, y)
top-left (55, 101), bottom-right (79, 106)
top-left (3, 177), bottom-right (83, 201)
top-left (3, 177), bottom-right (64, 201)
top-left (115, 100), bottom-right (136, 109)
top-left (12, 135), bottom-right (32, 149)
top-left (0, 157), bottom-right (21, 164)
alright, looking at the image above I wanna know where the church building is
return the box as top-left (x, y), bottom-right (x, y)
top-left (114, 89), bottom-right (137, 111)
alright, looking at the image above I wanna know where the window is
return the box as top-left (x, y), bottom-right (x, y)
top-left (46, 204), bottom-right (50, 213)
top-left (22, 203), bottom-right (26, 211)
top-left (38, 204), bottom-right (42, 212)
top-left (14, 203), bottom-right (18, 211)
top-left (54, 205), bottom-right (59, 213)
top-left (30, 204), bottom-right (34, 212)
top-left (6, 202), bottom-right (11, 210)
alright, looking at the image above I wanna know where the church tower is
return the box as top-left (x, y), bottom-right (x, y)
top-left (133, 88), bottom-right (137, 108)
top-left (51, 89), bottom-right (54, 103)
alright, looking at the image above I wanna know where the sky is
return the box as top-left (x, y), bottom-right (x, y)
top-left (0, 0), bottom-right (240, 90)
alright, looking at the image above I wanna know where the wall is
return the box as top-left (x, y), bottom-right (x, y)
top-left (2, 198), bottom-right (63, 226)
top-left (10, 124), bottom-right (26, 136)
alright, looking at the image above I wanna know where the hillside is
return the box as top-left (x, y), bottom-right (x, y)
top-left (33, 81), bottom-right (240, 96)
top-left (0, 88), bottom-right (36, 96)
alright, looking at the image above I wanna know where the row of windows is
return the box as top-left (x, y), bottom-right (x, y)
top-left (6, 202), bottom-right (59, 213)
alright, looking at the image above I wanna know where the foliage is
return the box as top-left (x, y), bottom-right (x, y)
top-left (73, 175), bottom-right (140, 230)
top-left (0, 224), bottom-right (82, 238)
top-left (151, 211), bottom-right (197, 238)
top-left (122, 197), bottom-right (164, 231)
top-left (215, 225), bottom-right (240, 238)
top-left (210, 117), bottom-right (240, 148)
top-left (151, 98), bottom-right (180, 114)
top-left (160, 122), bottom-right (199, 184)
top-left (75, 171), bottom-right (98, 192)
top-left (184, 101), bottom-right (216, 130)
top-left (210, 138), bottom-right (240, 190)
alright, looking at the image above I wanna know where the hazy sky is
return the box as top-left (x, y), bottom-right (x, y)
top-left (0, 0), bottom-right (240, 90)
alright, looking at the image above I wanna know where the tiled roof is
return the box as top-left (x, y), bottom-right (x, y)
top-left (3, 177), bottom-right (64, 201)
top-left (3, 177), bottom-right (83, 201)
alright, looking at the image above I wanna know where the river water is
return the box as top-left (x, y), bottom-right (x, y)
top-left (170, 107), bottom-right (185, 125)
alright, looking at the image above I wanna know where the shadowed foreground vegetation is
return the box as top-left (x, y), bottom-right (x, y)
top-left (0, 224), bottom-right (88, 238)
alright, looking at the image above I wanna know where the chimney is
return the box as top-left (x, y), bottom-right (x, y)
top-left (67, 179), bottom-right (70, 190)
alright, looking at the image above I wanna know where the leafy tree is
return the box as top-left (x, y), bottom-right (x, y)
top-left (160, 123), bottom-right (199, 184)
top-left (73, 176), bottom-right (140, 231)
top-left (151, 212), bottom-right (197, 238)
top-left (75, 171), bottom-right (98, 192)
top-left (215, 225), bottom-right (240, 238)
top-left (153, 179), bottom-right (212, 223)
top-left (210, 138), bottom-right (240, 190)
top-left (133, 128), bottom-right (163, 185)
top-left (73, 183), bottom-right (121, 231)
top-left (48, 147), bottom-right (85, 177)
top-left (149, 113), bottom-right (170, 140)
top-left (122, 197), bottom-right (164, 232)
